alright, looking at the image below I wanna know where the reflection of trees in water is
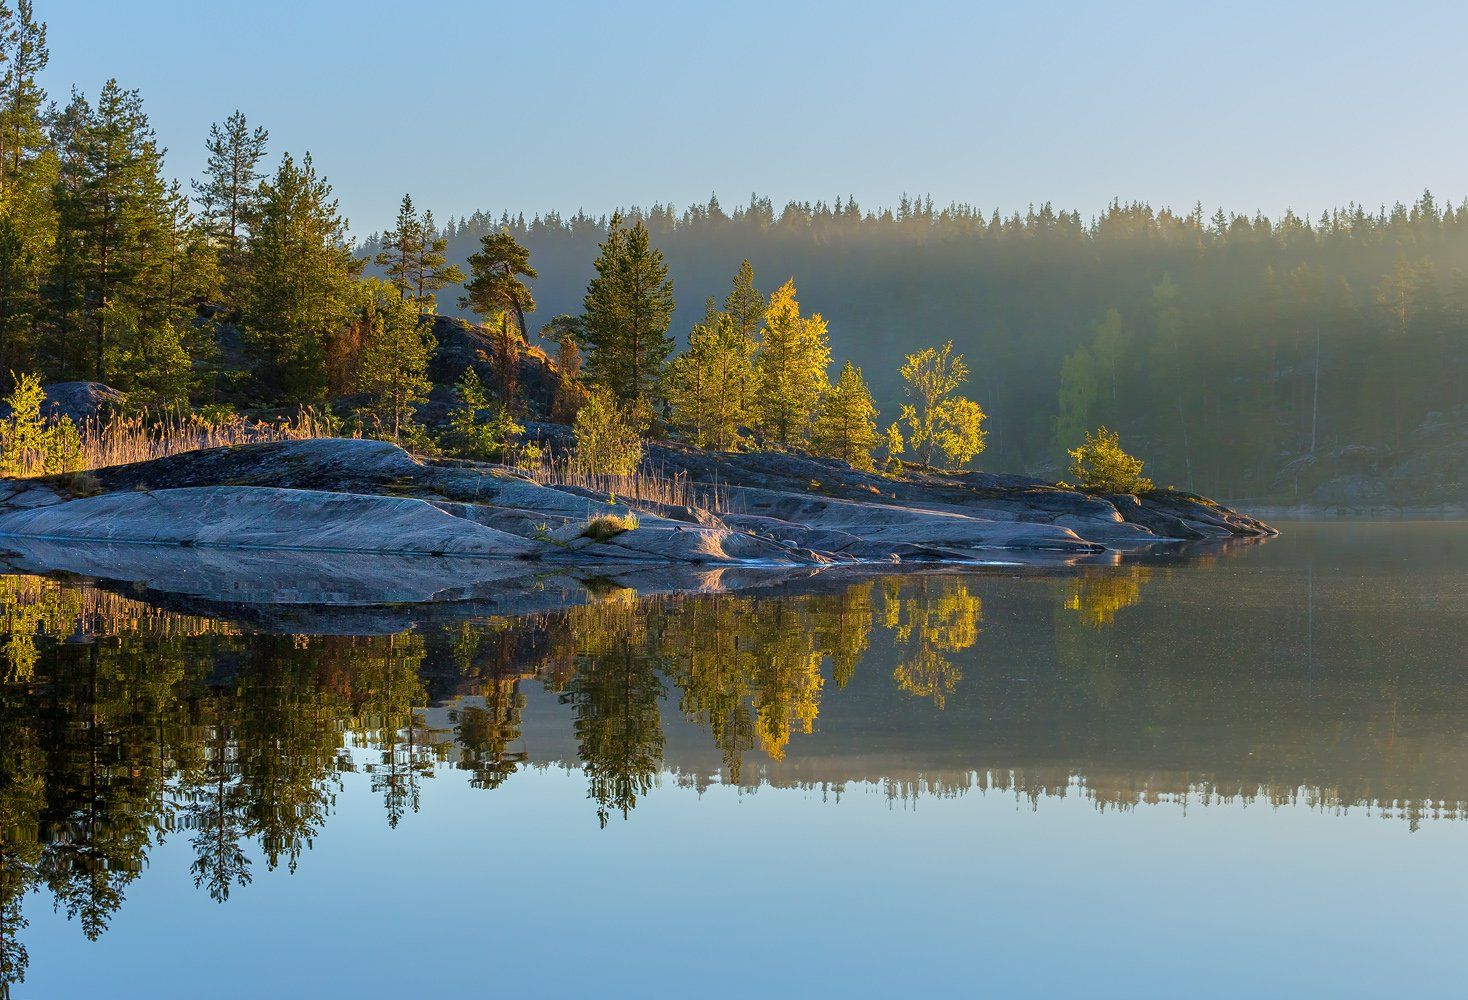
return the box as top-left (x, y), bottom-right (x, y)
top-left (3, 563), bottom-right (1466, 992)
top-left (1063, 566), bottom-right (1153, 628)
top-left (883, 577), bottom-right (981, 709)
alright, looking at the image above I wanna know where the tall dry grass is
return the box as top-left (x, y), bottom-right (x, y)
top-left (74, 408), bottom-right (336, 474)
top-left (526, 454), bottom-right (730, 514)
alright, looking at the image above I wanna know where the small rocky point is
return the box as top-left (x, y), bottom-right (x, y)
top-left (0, 436), bottom-right (1271, 568)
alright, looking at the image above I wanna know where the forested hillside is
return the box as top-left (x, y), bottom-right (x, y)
top-left (397, 196), bottom-right (1468, 502)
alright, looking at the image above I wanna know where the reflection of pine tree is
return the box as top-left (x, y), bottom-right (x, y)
top-left (565, 640), bottom-right (665, 827)
top-left (352, 634), bottom-right (437, 829)
top-left (182, 712), bottom-right (252, 903)
top-left (454, 677), bottom-right (527, 790)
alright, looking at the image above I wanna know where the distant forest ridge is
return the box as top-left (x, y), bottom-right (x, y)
top-left (361, 191), bottom-right (1468, 503)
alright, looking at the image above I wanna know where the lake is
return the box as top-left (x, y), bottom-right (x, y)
top-left (3, 522), bottom-right (1466, 998)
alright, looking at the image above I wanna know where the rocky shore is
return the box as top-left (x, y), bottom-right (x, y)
top-left (0, 437), bottom-right (1273, 609)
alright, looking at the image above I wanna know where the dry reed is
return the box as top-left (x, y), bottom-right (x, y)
top-left (74, 407), bottom-right (336, 474)
top-left (526, 454), bottom-right (729, 513)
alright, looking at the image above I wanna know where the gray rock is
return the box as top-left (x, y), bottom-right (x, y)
top-left (0, 381), bottom-right (126, 424)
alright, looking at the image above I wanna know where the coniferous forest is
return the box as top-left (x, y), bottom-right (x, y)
top-left (3, 0), bottom-right (1466, 504)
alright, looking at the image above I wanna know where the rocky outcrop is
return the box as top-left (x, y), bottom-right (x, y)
top-left (0, 439), bottom-right (1273, 595)
top-left (426, 315), bottom-right (563, 419)
top-left (1269, 404), bottom-right (1468, 511)
top-left (0, 381), bottom-right (126, 424)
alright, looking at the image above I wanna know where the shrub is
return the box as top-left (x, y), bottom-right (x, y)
top-left (572, 387), bottom-right (646, 476)
top-left (444, 367), bottom-right (521, 462)
top-left (1067, 426), bottom-right (1153, 494)
top-left (581, 511), bottom-right (639, 541)
top-left (0, 373), bottom-right (87, 478)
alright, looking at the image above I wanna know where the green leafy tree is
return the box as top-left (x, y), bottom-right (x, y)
top-left (572, 385), bottom-right (646, 475)
top-left (243, 152), bottom-right (361, 401)
top-left (354, 281), bottom-right (434, 444)
top-left (898, 341), bottom-right (987, 469)
top-left (663, 310), bottom-right (758, 450)
top-left (444, 366), bottom-right (521, 461)
top-left (579, 214), bottom-right (674, 405)
top-left (811, 360), bottom-right (879, 470)
top-left (1067, 425), bottom-right (1153, 494)
top-left (0, 372), bottom-right (84, 476)
top-left (883, 421), bottom-right (905, 475)
top-left (754, 279), bottom-right (830, 447)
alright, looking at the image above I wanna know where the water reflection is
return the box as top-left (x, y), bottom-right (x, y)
top-left (2, 527), bottom-right (1467, 994)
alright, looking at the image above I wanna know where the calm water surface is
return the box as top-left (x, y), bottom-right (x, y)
top-left (3, 523), bottom-right (1466, 997)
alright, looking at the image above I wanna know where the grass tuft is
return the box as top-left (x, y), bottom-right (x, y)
top-left (580, 512), bottom-right (639, 541)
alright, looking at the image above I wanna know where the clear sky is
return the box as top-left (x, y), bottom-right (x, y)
top-left (36, 0), bottom-right (1468, 236)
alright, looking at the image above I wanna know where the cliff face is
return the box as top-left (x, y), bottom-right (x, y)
top-left (424, 315), bottom-right (565, 419)
top-left (1267, 404), bottom-right (1468, 511)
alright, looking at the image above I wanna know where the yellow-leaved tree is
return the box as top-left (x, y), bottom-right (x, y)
top-left (754, 280), bottom-right (830, 448)
top-left (1067, 426), bottom-right (1153, 494)
top-left (897, 341), bottom-right (987, 469)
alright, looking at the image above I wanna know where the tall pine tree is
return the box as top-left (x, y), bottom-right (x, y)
top-left (812, 361), bottom-right (880, 470)
top-left (243, 152), bottom-right (361, 401)
top-left (580, 214), bottom-right (674, 404)
top-left (192, 110), bottom-right (267, 307)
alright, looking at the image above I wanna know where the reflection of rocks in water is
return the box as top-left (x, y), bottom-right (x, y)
top-left (3, 545), bottom-right (1467, 994)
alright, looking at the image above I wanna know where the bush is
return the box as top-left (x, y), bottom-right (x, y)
top-left (0, 373), bottom-right (87, 478)
top-left (1067, 426), bottom-right (1153, 494)
top-left (572, 387), bottom-right (646, 476)
top-left (581, 512), bottom-right (639, 541)
top-left (444, 367), bottom-right (521, 462)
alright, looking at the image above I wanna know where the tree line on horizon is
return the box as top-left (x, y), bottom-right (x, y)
top-left (414, 188), bottom-right (1468, 498)
top-left (2, 0), bottom-right (1465, 498)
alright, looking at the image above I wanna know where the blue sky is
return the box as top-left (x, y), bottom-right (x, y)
top-left (38, 0), bottom-right (1468, 236)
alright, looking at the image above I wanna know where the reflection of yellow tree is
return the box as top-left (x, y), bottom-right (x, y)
top-left (883, 577), bottom-right (981, 709)
top-left (749, 604), bottom-right (824, 761)
top-left (1, 576), bottom-right (84, 682)
top-left (1064, 567), bottom-right (1152, 628)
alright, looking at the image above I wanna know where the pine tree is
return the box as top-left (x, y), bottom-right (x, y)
top-left (192, 110), bottom-right (268, 305)
top-left (664, 310), bottom-right (758, 450)
top-left (460, 228), bottom-right (534, 337)
top-left (374, 193), bottom-right (422, 299)
top-left (811, 361), bottom-right (879, 470)
top-left (723, 258), bottom-right (764, 341)
top-left (45, 80), bottom-right (181, 382)
top-left (243, 152), bottom-right (361, 401)
top-left (409, 209), bottom-right (462, 311)
top-left (580, 214), bottom-right (674, 404)
top-left (355, 281), bottom-right (434, 444)
top-left (0, 0), bottom-right (51, 369)
top-left (444, 366), bottom-right (521, 461)
top-left (754, 279), bottom-right (830, 447)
